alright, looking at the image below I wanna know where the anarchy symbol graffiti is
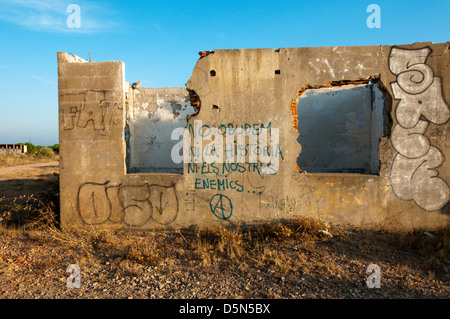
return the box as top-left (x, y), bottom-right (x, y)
top-left (209, 194), bottom-right (233, 220)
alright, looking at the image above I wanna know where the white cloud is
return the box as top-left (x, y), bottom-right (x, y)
top-left (0, 0), bottom-right (120, 33)
top-left (30, 75), bottom-right (54, 85)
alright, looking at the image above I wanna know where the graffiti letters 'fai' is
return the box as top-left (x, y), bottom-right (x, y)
top-left (61, 90), bottom-right (122, 136)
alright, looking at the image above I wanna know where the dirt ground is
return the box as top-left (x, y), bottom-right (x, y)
top-left (0, 161), bottom-right (449, 304)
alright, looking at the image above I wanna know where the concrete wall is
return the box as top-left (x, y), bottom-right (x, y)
top-left (58, 52), bottom-right (126, 228)
top-left (58, 42), bottom-right (450, 231)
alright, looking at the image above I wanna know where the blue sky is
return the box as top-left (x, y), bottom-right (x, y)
top-left (0, 0), bottom-right (448, 146)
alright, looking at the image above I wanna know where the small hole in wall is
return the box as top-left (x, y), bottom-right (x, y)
top-left (210, 70), bottom-right (216, 76)
top-left (275, 70), bottom-right (281, 75)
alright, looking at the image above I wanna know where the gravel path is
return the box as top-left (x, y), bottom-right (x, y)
top-left (0, 161), bottom-right (59, 180)
top-left (0, 226), bottom-right (448, 300)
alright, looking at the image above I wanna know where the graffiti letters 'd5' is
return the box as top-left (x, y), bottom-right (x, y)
top-left (389, 47), bottom-right (449, 211)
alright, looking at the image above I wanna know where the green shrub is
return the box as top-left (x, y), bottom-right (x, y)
top-left (50, 144), bottom-right (59, 154)
top-left (20, 142), bottom-right (37, 154)
top-left (36, 147), bottom-right (55, 158)
top-left (18, 142), bottom-right (59, 155)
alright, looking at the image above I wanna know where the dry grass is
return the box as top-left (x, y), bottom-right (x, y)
top-left (0, 223), bottom-right (24, 237)
top-left (0, 195), bottom-right (59, 230)
top-left (0, 164), bottom-right (448, 283)
top-left (0, 170), bottom-right (59, 231)
top-left (1, 179), bottom-right (449, 281)
top-left (0, 153), bottom-right (58, 168)
top-left (0, 188), bottom-right (337, 276)
top-left (185, 217), bottom-right (333, 272)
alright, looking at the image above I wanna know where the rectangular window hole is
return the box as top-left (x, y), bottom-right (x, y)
top-left (125, 88), bottom-right (199, 174)
top-left (296, 83), bottom-right (389, 175)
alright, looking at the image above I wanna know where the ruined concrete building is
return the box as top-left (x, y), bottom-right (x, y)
top-left (57, 42), bottom-right (449, 231)
top-left (0, 144), bottom-right (27, 155)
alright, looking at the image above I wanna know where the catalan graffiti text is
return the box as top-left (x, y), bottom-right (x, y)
top-left (172, 120), bottom-right (282, 175)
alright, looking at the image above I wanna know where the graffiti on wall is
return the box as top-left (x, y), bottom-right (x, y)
top-left (389, 46), bottom-right (449, 211)
top-left (77, 181), bottom-right (179, 226)
top-left (210, 194), bottom-right (233, 220)
top-left (266, 195), bottom-right (297, 213)
top-left (307, 46), bottom-right (378, 79)
top-left (176, 120), bottom-right (283, 220)
top-left (61, 90), bottom-right (122, 136)
top-left (181, 120), bottom-right (283, 194)
top-left (173, 120), bottom-right (283, 174)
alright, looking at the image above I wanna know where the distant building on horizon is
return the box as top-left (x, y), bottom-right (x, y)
top-left (0, 144), bottom-right (27, 155)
